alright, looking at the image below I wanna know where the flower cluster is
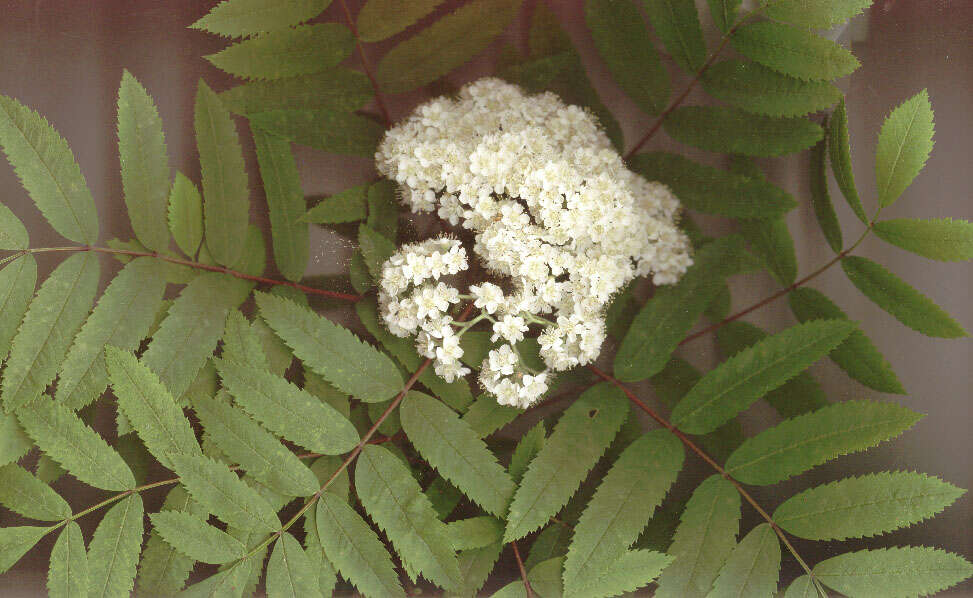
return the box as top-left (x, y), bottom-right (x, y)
top-left (376, 78), bottom-right (692, 408)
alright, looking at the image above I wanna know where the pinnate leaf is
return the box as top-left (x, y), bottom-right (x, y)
top-left (0, 526), bottom-right (50, 574)
top-left (257, 291), bottom-right (402, 400)
top-left (701, 60), bottom-right (841, 117)
top-left (136, 486), bottom-right (207, 596)
top-left (630, 152), bottom-right (795, 218)
top-left (358, 224), bottom-right (395, 281)
top-left (87, 494), bottom-right (144, 598)
top-left (783, 576), bottom-right (815, 598)
top-left (2, 252), bottom-right (99, 413)
top-left (167, 172), bottom-right (203, 257)
top-left (774, 471), bottom-right (964, 541)
top-left (0, 463), bottom-right (72, 521)
top-left (400, 392), bottom-right (515, 517)
top-left (265, 532), bottom-right (322, 598)
top-left (48, 522), bottom-right (87, 598)
top-left (562, 430), bottom-right (683, 596)
top-left (654, 475), bottom-right (740, 598)
top-left (221, 68), bottom-right (372, 116)
top-left (205, 24), bottom-right (352, 80)
top-left (0, 201), bottom-right (28, 249)
top-left (873, 217), bottom-right (973, 262)
top-left (249, 108), bottom-right (383, 157)
top-left (814, 547), bottom-right (973, 598)
top-left (842, 255), bottom-right (967, 338)
top-left (671, 320), bottom-right (856, 434)
top-left (357, 0), bottom-right (444, 42)
top-left (708, 523), bottom-right (780, 598)
top-left (664, 106), bottom-right (822, 157)
top-left (17, 395), bottom-right (135, 491)
top-left (252, 128), bottom-right (308, 282)
top-left (789, 287), bottom-right (904, 393)
top-left (315, 492), bottom-right (406, 598)
top-left (0, 95), bottom-right (99, 243)
top-left (876, 89), bottom-right (935, 207)
top-left (725, 400), bottom-right (923, 485)
top-left (764, 0), bottom-right (872, 29)
top-left (828, 98), bottom-right (867, 222)
top-left (507, 421), bottom-right (545, 483)
top-left (706, 0), bottom-right (741, 33)
top-left (738, 217), bottom-right (798, 285)
top-left (504, 383), bottom-right (627, 542)
top-left (0, 255), bottom-right (36, 362)
top-left (179, 559), bottom-right (253, 598)
top-left (810, 138), bottom-right (843, 252)
top-left (149, 511), bottom-right (245, 564)
top-left (643, 0), bottom-right (706, 72)
top-left (732, 21), bottom-right (859, 81)
top-left (300, 183), bottom-right (368, 223)
top-left (581, 549), bottom-right (673, 598)
top-left (446, 517), bottom-right (503, 551)
top-left (191, 0), bottom-right (331, 37)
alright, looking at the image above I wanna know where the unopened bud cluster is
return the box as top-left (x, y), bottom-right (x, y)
top-left (375, 79), bottom-right (692, 408)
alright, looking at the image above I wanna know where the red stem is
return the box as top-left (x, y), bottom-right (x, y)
top-left (338, 0), bottom-right (392, 128)
top-left (511, 540), bottom-right (534, 598)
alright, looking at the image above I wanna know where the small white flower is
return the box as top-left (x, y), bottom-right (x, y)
top-left (492, 314), bottom-right (528, 344)
top-left (470, 282), bottom-right (506, 314)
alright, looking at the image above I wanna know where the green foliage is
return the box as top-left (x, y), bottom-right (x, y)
top-left (191, 0), bottom-right (331, 37)
top-left (504, 384), bottom-right (627, 542)
top-left (725, 400), bottom-right (923, 485)
top-left (0, 412), bottom-right (32, 469)
top-left (630, 152), bottom-right (796, 218)
top-left (671, 320), bottom-right (856, 434)
top-left (738, 217), bottom-right (798, 285)
top-left (586, 0), bottom-right (669, 115)
top-left (809, 138), bottom-right (844, 252)
top-left (701, 60), bottom-right (841, 117)
top-left (0, 526), bottom-right (50, 574)
top-left (708, 524), bottom-right (780, 598)
top-left (706, 0), bottom-right (741, 33)
top-left (876, 89), bottom-right (935, 207)
top-left (763, 0), bottom-right (873, 29)
top-left (249, 109), bottom-right (383, 156)
top-left (0, 201), bottom-right (28, 250)
top-left (814, 547), bottom-right (973, 598)
top-left (376, 0), bottom-right (522, 93)
top-left (0, 255), bottom-right (35, 362)
top-left (400, 392), bottom-right (514, 517)
top-left (169, 453), bottom-right (279, 532)
top-left (774, 471), bottom-right (964, 541)
top-left (789, 287), bottom-right (905, 393)
top-left (358, 224), bottom-right (396, 281)
top-left (446, 517), bottom-right (503, 551)
top-left (252, 128), bottom-right (308, 282)
top-left (266, 532), bottom-right (323, 598)
top-left (221, 68), bottom-right (372, 115)
top-left (873, 217), bottom-right (973, 262)
top-left (136, 486), bottom-right (206, 595)
top-left (562, 430), bottom-right (683, 596)
top-left (460, 395), bottom-right (519, 439)
top-left (256, 291), bottom-right (403, 400)
top-left (149, 510), bottom-right (246, 564)
top-left (2, 252), bottom-right (99, 412)
top-left (842, 255), bottom-right (967, 338)
top-left (301, 183), bottom-right (369, 223)
top-left (206, 24), bottom-right (352, 80)
top-left (828, 98), bottom-right (867, 222)
top-left (732, 21), bottom-right (859, 81)
top-left (0, 463), bottom-right (70, 521)
top-left (87, 494), bottom-right (143, 598)
top-left (167, 172), bottom-right (204, 257)
top-left (48, 522), bottom-right (87, 598)
top-left (357, 0), bottom-right (444, 42)
top-left (0, 96), bottom-right (99, 244)
top-left (644, 0), bottom-right (706, 72)
top-left (664, 106), bottom-right (823, 157)
top-left (507, 421), bottom-right (545, 483)
top-left (783, 576), bottom-right (815, 598)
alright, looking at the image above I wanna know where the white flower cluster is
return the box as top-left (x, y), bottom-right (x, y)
top-left (376, 78), bottom-right (693, 408)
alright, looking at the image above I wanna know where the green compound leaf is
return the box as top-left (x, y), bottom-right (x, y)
top-left (315, 491), bottom-right (406, 598)
top-left (446, 517), bottom-right (503, 552)
top-left (706, 0), bottom-right (741, 33)
top-left (357, 0), bottom-right (444, 42)
top-left (671, 320), bottom-right (856, 434)
top-left (170, 453), bottom-right (280, 533)
top-left (0, 255), bottom-right (36, 363)
top-left (643, 0), bottom-right (706, 72)
top-left (586, 0), bottom-right (669, 115)
top-left (105, 347), bottom-right (202, 469)
top-left (654, 475), bottom-right (740, 598)
top-left (221, 310), bottom-right (270, 372)
top-left (763, 0), bottom-right (872, 29)
top-left (358, 224), bottom-right (396, 281)
top-left (0, 463), bottom-right (71, 521)
top-left (2, 252), bottom-right (99, 413)
top-left (214, 357), bottom-right (360, 455)
top-left (701, 60), bottom-right (841, 117)
top-left (828, 98), bottom-right (867, 222)
top-left (256, 291), bottom-right (403, 401)
top-left (841, 255), bottom-right (967, 338)
top-left (192, 394), bottom-right (319, 497)
top-left (301, 183), bottom-right (369, 223)
top-left (0, 201), bottom-right (28, 249)
top-left (357, 445), bottom-right (462, 591)
top-left (400, 392), bottom-right (515, 517)
top-left (221, 68), bottom-right (372, 116)
top-left (810, 138), bottom-right (843, 252)
top-left (116, 70), bottom-right (170, 252)
top-left (715, 321), bottom-right (829, 419)
top-left (504, 383), bottom-right (628, 543)
top-left (453, 541), bottom-right (503, 597)
top-left (876, 89), bottom-right (935, 207)
top-left (731, 21), bottom-right (859, 81)
top-left (738, 217), bottom-right (797, 286)
top-left (136, 486), bottom-right (207, 596)
top-left (664, 106), bottom-right (822, 157)
top-left (774, 471), bottom-right (965, 541)
top-left (0, 95), bottom-right (99, 244)
top-left (266, 532), bottom-right (322, 598)
top-left (614, 235), bottom-right (751, 382)
top-left (508, 421), bottom-right (545, 483)
top-left (376, 0), bottom-right (522, 94)
top-left (708, 524), bottom-right (780, 598)
top-left (725, 400), bottom-right (923, 485)
top-left (873, 218), bottom-right (973, 262)
top-left (149, 511), bottom-right (246, 565)
top-left (0, 525), bottom-right (49, 574)
top-left (249, 108), bottom-right (383, 157)
top-left (580, 550), bottom-right (673, 598)
top-left (179, 559), bottom-right (253, 598)
top-left (562, 430), bottom-right (683, 596)
top-left (789, 287), bottom-right (905, 393)
top-left (142, 273), bottom-right (252, 401)
top-left (87, 494), bottom-right (144, 598)
top-left (194, 80), bottom-right (250, 266)
top-left (48, 521), bottom-right (88, 598)
top-left (58, 258), bottom-right (167, 411)
top-left (815, 547), bottom-right (973, 598)
top-left (205, 24), bottom-right (352, 80)
top-left (630, 152), bottom-right (795, 218)
top-left (252, 128), bottom-right (308, 282)
top-left (167, 172), bottom-right (204, 257)
top-left (17, 395), bottom-right (135, 491)
top-left (191, 0), bottom-right (331, 37)
top-left (460, 395), bottom-right (518, 439)
top-left (783, 576), bottom-right (816, 598)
